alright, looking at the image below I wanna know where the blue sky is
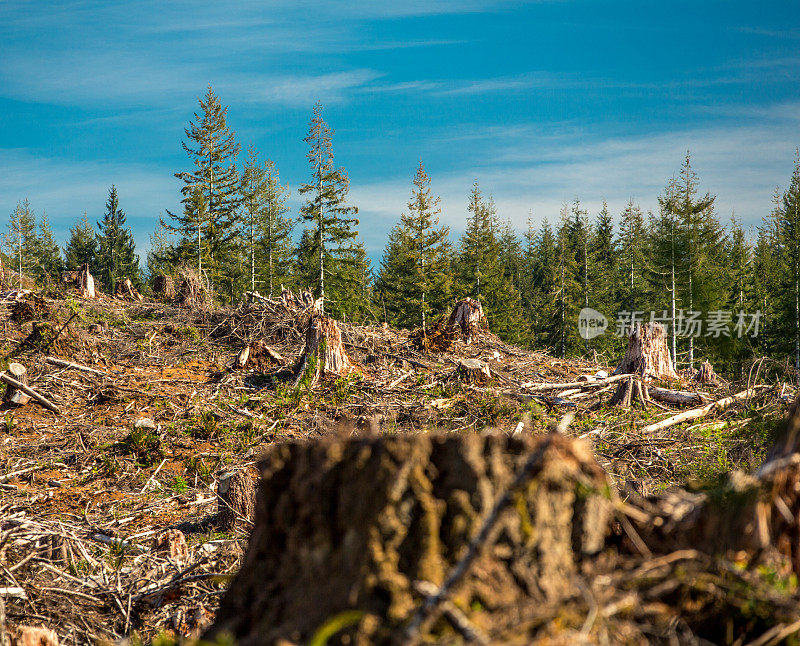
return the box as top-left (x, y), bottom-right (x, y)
top-left (2, 0), bottom-right (799, 266)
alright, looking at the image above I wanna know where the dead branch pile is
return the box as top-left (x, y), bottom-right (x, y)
top-left (9, 292), bottom-right (49, 324)
top-left (411, 298), bottom-right (489, 352)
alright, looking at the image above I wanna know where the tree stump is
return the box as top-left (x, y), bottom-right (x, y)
top-left (292, 316), bottom-right (361, 387)
top-left (455, 358), bottom-right (492, 384)
top-left (608, 376), bottom-right (649, 408)
top-left (177, 269), bottom-right (208, 308)
top-left (204, 433), bottom-right (610, 646)
top-left (447, 297), bottom-right (488, 344)
top-left (76, 263), bottom-right (96, 299)
top-left (235, 341), bottom-right (286, 370)
top-left (4, 363), bottom-right (30, 406)
top-left (153, 275), bottom-right (175, 300)
top-left (615, 322), bottom-right (679, 382)
top-left (217, 469), bottom-right (257, 533)
top-left (695, 360), bottom-right (717, 384)
top-left (114, 277), bottom-right (142, 301)
top-left (152, 529), bottom-right (189, 563)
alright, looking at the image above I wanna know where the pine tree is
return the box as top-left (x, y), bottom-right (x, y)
top-left (6, 199), bottom-right (37, 287)
top-left (297, 102), bottom-right (365, 317)
top-left (590, 201), bottom-right (619, 357)
top-left (167, 85), bottom-right (240, 300)
top-left (753, 192), bottom-right (783, 356)
top-left (375, 162), bottom-right (452, 329)
top-left (776, 153), bottom-right (800, 382)
top-left (526, 218), bottom-right (558, 347)
top-left (455, 184), bottom-right (523, 342)
top-left (617, 199), bottom-right (648, 312)
top-left (96, 185), bottom-right (140, 291)
top-left (239, 147), bottom-right (293, 296)
top-left (32, 213), bottom-right (64, 284)
top-left (550, 205), bottom-right (581, 357)
top-left (64, 212), bottom-right (97, 271)
top-left (146, 219), bottom-right (174, 282)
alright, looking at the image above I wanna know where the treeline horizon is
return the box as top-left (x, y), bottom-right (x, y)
top-left (5, 85), bottom-right (800, 380)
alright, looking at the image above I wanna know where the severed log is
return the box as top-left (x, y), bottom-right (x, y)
top-left (3, 363), bottom-right (30, 406)
top-left (615, 322), bottom-right (679, 382)
top-left (648, 386), bottom-right (708, 406)
top-left (45, 356), bottom-right (107, 376)
top-left (640, 386), bottom-right (770, 434)
top-left (235, 341), bottom-right (286, 370)
top-left (0, 371), bottom-right (59, 413)
top-left (293, 315), bottom-right (361, 387)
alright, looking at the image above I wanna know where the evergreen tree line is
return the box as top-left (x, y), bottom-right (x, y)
top-left (8, 84), bottom-right (800, 379)
top-left (4, 186), bottom-right (140, 294)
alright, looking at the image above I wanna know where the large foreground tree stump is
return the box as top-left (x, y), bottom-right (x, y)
top-left (292, 315), bottom-right (361, 387)
top-left (204, 433), bottom-right (609, 646)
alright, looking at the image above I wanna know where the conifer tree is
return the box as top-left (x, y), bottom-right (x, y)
top-left (32, 213), bottom-right (64, 284)
top-left (146, 219), bottom-right (174, 282)
top-left (753, 193), bottom-right (782, 356)
top-left (455, 183), bottom-right (523, 342)
top-left (617, 199), bottom-right (648, 312)
top-left (239, 147), bottom-right (293, 296)
top-left (590, 201), bottom-right (619, 356)
top-left (526, 218), bottom-right (558, 347)
top-left (96, 185), bottom-right (140, 291)
top-left (297, 102), bottom-right (364, 317)
top-left (375, 162), bottom-right (452, 329)
top-left (167, 85), bottom-right (240, 299)
top-left (6, 199), bottom-right (38, 287)
top-left (64, 212), bottom-right (97, 271)
top-left (776, 154), bottom-right (800, 381)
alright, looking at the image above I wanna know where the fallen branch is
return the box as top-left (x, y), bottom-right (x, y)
top-left (45, 356), bottom-right (107, 376)
top-left (0, 371), bottom-right (59, 413)
top-left (640, 386), bottom-right (770, 434)
top-left (522, 373), bottom-right (634, 393)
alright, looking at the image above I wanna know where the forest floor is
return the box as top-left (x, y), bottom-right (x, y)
top-left (0, 291), bottom-right (792, 644)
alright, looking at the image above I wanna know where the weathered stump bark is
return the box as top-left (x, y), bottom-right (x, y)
top-left (76, 264), bottom-right (95, 299)
top-left (695, 360), bottom-right (717, 384)
top-left (217, 469), bottom-right (257, 533)
top-left (293, 315), bottom-right (360, 387)
top-left (151, 529), bottom-right (189, 563)
top-left (114, 277), bottom-right (142, 301)
top-left (4, 363), bottom-right (30, 406)
top-left (615, 322), bottom-right (679, 382)
top-left (608, 375), bottom-right (650, 408)
top-left (177, 269), bottom-right (208, 308)
top-left (412, 298), bottom-right (489, 351)
top-left (153, 275), bottom-right (175, 300)
top-left (205, 433), bottom-right (609, 646)
top-left (455, 358), bottom-right (492, 384)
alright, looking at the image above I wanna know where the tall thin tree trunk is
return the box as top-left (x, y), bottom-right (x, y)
top-left (670, 220), bottom-right (677, 370)
top-left (250, 214), bottom-right (255, 292)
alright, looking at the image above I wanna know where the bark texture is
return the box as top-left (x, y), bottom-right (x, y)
top-left (217, 469), bottom-right (258, 533)
top-left (205, 433), bottom-right (609, 646)
top-left (412, 298), bottom-right (489, 352)
top-left (76, 264), bottom-right (95, 300)
top-left (615, 322), bottom-right (679, 382)
top-left (293, 315), bottom-right (361, 387)
top-left (153, 275), bottom-right (175, 300)
top-left (114, 277), bottom-right (142, 301)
